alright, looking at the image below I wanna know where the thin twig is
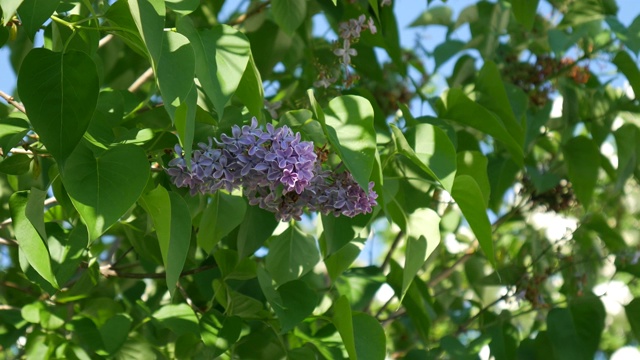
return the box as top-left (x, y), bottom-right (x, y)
top-left (381, 231), bottom-right (404, 271)
top-left (111, 246), bottom-right (134, 267)
top-left (100, 263), bottom-right (217, 279)
top-left (0, 90), bottom-right (26, 114)
top-left (128, 67), bottom-right (154, 93)
top-left (177, 280), bottom-right (203, 314)
top-left (227, 1), bottom-right (271, 26)
top-left (0, 236), bottom-right (18, 246)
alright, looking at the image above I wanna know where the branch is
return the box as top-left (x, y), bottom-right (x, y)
top-left (0, 197), bottom-right (57, 230)
top-left (100, 263), bottom-right (217, 279)
top-left (0, 90), bottom-right (26, 114)
top-left (98, 34), bottom-right (114, 48)
top-left (428, 251), bottom-right (475, 288)
top-left (128, 67), bottom-right (155, 93)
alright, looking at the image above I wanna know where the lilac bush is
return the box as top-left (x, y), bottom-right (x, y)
top-left (166, 118), bottom-right (378, 221)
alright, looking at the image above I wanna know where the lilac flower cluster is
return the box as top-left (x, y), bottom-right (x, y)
top-left (166, 118), bottom-right (378, 221)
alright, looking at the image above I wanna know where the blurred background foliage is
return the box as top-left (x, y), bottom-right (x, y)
top-left (1, 0), bottom-right (640, 359)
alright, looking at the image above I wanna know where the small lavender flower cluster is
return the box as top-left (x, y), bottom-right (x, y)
top-left (166, 118), bottom-right (378, 221)
top-left (314, 14), bottom-right (378, 89)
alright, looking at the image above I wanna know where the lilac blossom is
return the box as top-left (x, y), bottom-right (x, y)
top-left (166, 117), bottom-right (378, 221)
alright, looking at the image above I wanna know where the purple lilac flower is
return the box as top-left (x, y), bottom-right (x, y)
top-left (166, 117), bottom-right (378, 221)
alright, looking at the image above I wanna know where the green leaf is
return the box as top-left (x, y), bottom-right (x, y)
top-left (583, 214), bottom-right (627, 252)
top-left (451, 175), bottom-right (494, 265)
top-left (17, 49), bottom-right (99, 163)
top-left (258, 268), bottom-right (317, 333)
top-left (0, 116), bottom-right (29, 155)
top-left (157, 31), bottom-right (196, 122)
top-left (25, 187), bottom-right (47, 241)
top-left (390, 123), bottom-right (457, 193)
top-left (626, 298), bottom-right (640, 341)
top-left (439, 89), bottom-right (524, 166)
top-left (402, 208), bottom-right (440, 300)
top-left (409, 6), bottom-right (453, 27)
top-left (236, 54), bottom-right (264, 117)
top-left (165, 0), bottom-right (199, 15)
top-left (332, 295), bottom-right (357, 360)
top-left (10, 191), bottom-right (58, 289)
top-left (323, 95), bottom-right (376, 192)
top-left (433, 40), bottom-right (465, 70)
top-left (237, 205), bottom-right (278, 258)
top-left (613, 124), bottom-right (639, 191)
top-left (200, 310), bottom-right (242, 356)
top-left (153, 304), bottom-right (199, 336)
top-left (0, 154), bottom-right (32, 175)
top-left (271, 0), bottom-right (306, 35)
top-left (335, 267), bottom-right (385, 311)
top-left (17, 0), bottom-right (59, 40)
top-left (320, 214), bottom-right (355, 257)
top-left (197, 192), bottom-right (246, 253)
top-left (99, 314), bottom-right (132, 354)
top-left (173, 86), bottom-right (197, 166)
top-left (127, 0), bottom-right (165, 64)
top-left (456, 151), bottom-right (490, 206)
top-left (546, 295), bottom-right (605, 360)
top-left (353, 313), bottom-right (386, 360)
top-left (487, 155), bottom-right (520, 212)
top-left (62, 143), bottom-right (150, 240)
top-left (488, 321), bottom-right (518, 360)
top-left (476, 61), bottom-right (524, 145)
top-left (563, 136), bottom-right (600, 209)
top-left (509, 0), bottom-right (540, 30)
top-left (387, 261), bottom-right (432, 342)
top-left (1, 0), bottom-right (23, 25)
top-left (324, 240), bottom-right (365, 281)
top-left (139, 186), bottom-right (191, 295)
top-left (177, 19), bottom-right (250, 119)
top-left (104, 0), bottom-right (147, 56)
top-left (614, 51), bottom-right (640, 100)
top-left (265, 226), bottom-right (320, 286)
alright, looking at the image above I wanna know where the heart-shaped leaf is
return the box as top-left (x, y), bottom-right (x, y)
top-left (62, 143), bottom-right (150, 239)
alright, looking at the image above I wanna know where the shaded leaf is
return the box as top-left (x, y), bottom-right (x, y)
top-left (509, 0), bottom-right (540, 30)
top-left (17, 0), bottom-right (58, 40)
top-left (563, 136), bottom-right (600, 209)
top-left (272, 0), bottom-right (306, 35)
top-left (0, 153), bottom-right (31, 175)
top-left (197, 192), bottom-right (246, 253)
top-left (265, 226), bottom-right (320, 286)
